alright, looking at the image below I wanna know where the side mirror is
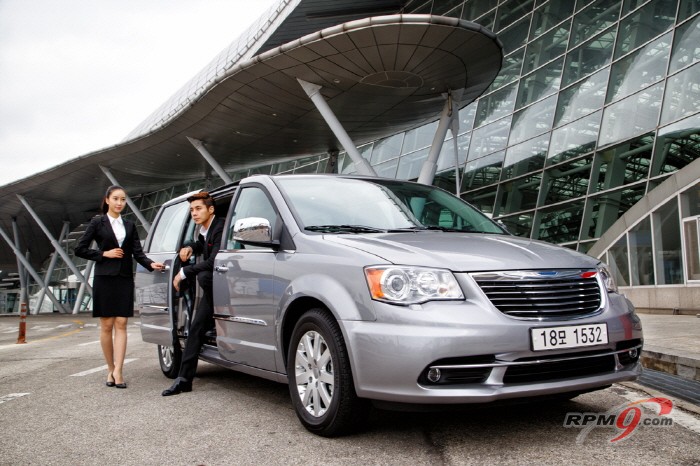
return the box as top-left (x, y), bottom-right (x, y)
top-left (233, 217), bottom-right (280, 248)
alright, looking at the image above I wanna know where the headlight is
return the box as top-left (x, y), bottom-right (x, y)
top-left (364, 266), bottom-right (464, 305)
top-left (598, 264), bottom-right (618, 293)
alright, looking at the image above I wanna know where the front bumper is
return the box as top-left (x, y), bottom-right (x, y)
top-left (342, 295), bottom-right (643, 404)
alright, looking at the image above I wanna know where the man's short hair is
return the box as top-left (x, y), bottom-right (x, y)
top-left (187, 191), bottom-right (214, 208)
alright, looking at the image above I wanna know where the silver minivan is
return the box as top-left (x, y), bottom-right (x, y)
top-left (137, 174), bottom-right (643, 436)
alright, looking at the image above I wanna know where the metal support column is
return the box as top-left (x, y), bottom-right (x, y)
top-left (11, 219), bottom-right (28, 308)
top-left (186, 137), bottom-right (233, 185)
top-left (16, 195), bottom-right (92, 296)
top-left (33, 222), bottom-right (69, 314)
top-left (73, 256), bottom-right (95, 314)
top-left (0, 226), bottom-right (66, 313)
top-left (297, 79), bottom-right (376, 176)
top-left (417, 90), bottom-right (463, 186)
top-left (99, 165), bottom-right (151, 232)
top-left (450, 114), bottom-right (461, 195)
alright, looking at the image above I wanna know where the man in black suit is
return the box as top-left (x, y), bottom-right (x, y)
top-left (162, 192), bottom-right (225, 396)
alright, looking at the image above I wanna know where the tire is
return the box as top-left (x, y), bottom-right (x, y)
top-left (287, 308), bottom-right (368, 437)
top-left (158, 343), bottom-right (181, 379)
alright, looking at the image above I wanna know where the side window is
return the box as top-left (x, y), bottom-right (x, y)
top-left (227, 187), bottom-right (277, 250)
top-left (148, 202), bottom-right (190, 253)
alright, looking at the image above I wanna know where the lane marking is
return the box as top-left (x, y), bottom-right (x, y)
top-left (76, 332), bottom-right (132, 347)
top-left (0, 393), bottom-right (30, 405)
top-left (69, 359), bottom-right (138, 377)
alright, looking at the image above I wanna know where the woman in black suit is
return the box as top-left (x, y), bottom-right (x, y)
top-left (75, 185), bottom-right (164, 388)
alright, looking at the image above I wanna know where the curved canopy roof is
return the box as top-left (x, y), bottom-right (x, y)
top-left (0, 13), bottom-right (502, 270)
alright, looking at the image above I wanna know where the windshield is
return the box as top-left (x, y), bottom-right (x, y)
top-left (275, 177), bottom-right (507, 234)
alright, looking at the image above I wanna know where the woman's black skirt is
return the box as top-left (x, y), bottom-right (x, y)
top-left (92, 275), bottom-right (135, 318)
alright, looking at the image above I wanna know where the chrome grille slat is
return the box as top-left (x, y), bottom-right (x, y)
top-left (471, 270), bottom-right (603, 319)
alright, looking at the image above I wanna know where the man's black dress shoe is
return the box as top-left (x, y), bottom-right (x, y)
top-left (162, 379), bottom-right (192, 396)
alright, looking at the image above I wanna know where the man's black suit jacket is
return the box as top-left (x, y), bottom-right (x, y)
top-left (181, 216), bottom-right (224, 282)
top-left (75, 215), bottom-right (154, 277)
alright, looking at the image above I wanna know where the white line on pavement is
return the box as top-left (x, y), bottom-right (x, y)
top-left (0, 393), bottom-right (30, 405)
top-left (618, 386), bottom-right (700, 435)
top-left (77, 333), bottom-right (132, 347)
top-left (69, 359), bottom-right (137, 377)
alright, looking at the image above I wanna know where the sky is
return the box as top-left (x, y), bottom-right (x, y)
top-left (0, 0), bottom-right (278, 186)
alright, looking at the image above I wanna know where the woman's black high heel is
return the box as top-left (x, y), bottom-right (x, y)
top-left (106, 372), bottom-right (116, 387)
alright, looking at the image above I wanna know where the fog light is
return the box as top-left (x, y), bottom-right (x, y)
top-left (628, 348), bottom-right (638, 359)
top-left (427, 367), bottom-right (441, 383)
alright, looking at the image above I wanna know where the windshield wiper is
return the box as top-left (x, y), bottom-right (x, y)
top-left (304, 225), bottom-right (387, 234)
top-left (415, 225), bottom-right (473, 232)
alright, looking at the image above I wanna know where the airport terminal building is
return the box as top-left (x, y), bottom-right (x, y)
top-left (1, 0), bottom-right (699, 314)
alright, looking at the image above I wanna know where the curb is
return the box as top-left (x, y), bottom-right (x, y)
top-left (641, 346), bottom-right (700, 383)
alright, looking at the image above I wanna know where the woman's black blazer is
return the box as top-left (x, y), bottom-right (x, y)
top-left (74, 215), bottom-right (154, 277)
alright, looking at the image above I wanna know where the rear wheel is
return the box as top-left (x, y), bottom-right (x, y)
top-left (287, 308), bottom-right (368, 437)
top-left (158, 343), bottom-right (181, 379)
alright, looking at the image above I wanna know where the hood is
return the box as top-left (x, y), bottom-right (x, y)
top-left (324, 232), bottom-right (599, 272)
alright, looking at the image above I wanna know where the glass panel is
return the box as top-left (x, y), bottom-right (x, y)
top-left (228, 187), bottom-right (278, 250)
top-left (499, 14), bottom-right (532, 55)
top-left (396, 147), bottom-right (429, 180)
top-left (578, 240), bottom-right (596, 253)
top-left (490, 47), bottom-right (525, 91)
top-left (683, 182), bottom-right (700, 216)
top-left (459, 104), bottom-right (477, 134)
top-left (542, 155), bottom-right (592, 205)
top-left (555, 67), bottom-right (610, 126)
top-left (685, 220), bottom-right (700, 280)
top-left (473, 10), bottom-right (496, 29)
top-left (530, 1), bottom-right (576, 39)
top-left (436, 133), bottom-right (469, 172)
top-left (373, 158), bottom-right (399, 178)
top-left (607, 236), bottom-right (631, 286)
top-left (497, 172), bottom-right (542, 215)
top-left (468, 116), bottom-right (513, 159)
top-left (548, 110), bottom-right (602, 164)
top-left (583, 183), bottom-right (646, 239)
top-left (661, 61), bottom-right (700, 125)
top-left (599, 83), bottom-right (664, 147)
top-left (653, 198), bottom-right (684, 284)
top-left (402, 121), bottom-right (437, 154)
top-left (670, 14), bottom-right (700, 74)
top-left (621, 0), bottom-right (647, 15)
top-left (563, 25), bottom-right (617, 87)
top-left (502, 133), bottom-right (549, 179)
top-left (495, 0), bottom-right (535, 32)
top-left (652, 113), bottom-right (700, 176)
top-left (463, 150), bottom-right (505, 190)
top-left (461, 0), bottom-right (499, 20)
top-left (606, 32), bottom-right (671, 103)
top-left (592, 132), bottom-right (654, 192)
top-left (498, 212), bottom-right (534, 237)
top-left (463, 187), bottom-right (498, 215)
top-left (432, 0), bottom-right (464, 16)
top-left (475, 82), bottom-right (518, 127)
top-left (515, 57), bottom-right (563, 109)
top-left (629, 217), bottom-right (655, 285)
top-left (370, 133), bottom-right (404, 164)
top-left (294, 161), bottom-right (319, 174)
top-left (509, 95), bottom-right (556, 145)
top-left (570, 0), bottom-right (621, 48)
top-left (614, 0), bottom-right (676, 59)
top-left (536, 200), bottom-right (585, 243)
top-left (523, 21), bottom-right (571, 74)
top-left (523, 23), bottom-right (569, 74)
top-left (678, 0), bottom-right (700, 22)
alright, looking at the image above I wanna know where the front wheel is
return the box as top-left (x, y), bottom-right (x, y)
top-left (287, 308), bottom-right (368, 437)
top-left (158, 343), bottom-right (181, 379)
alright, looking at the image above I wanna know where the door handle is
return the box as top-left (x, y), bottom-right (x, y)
top-left (215, 266), bottom-right (229, 273)
top-left (160, 265), bottom-right (171, 273)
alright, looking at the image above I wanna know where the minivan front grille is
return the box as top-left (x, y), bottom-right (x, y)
top-left (471, 270), bottom-right (603, 319)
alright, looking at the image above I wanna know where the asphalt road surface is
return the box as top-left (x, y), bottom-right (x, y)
top-left (1, 314), bottom-right (699, 466)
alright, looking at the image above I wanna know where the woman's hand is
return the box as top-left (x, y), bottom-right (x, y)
top-left (151, 262), bottom-right (165, 271)
top-left (103, 248), bottom-right (124, 259)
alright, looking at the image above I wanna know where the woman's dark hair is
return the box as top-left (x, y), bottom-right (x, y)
top-left (102, 185), bottom-right (126, 214)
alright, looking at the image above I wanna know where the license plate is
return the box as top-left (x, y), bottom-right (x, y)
top-left (531, 323), bottom-right (608, 351)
